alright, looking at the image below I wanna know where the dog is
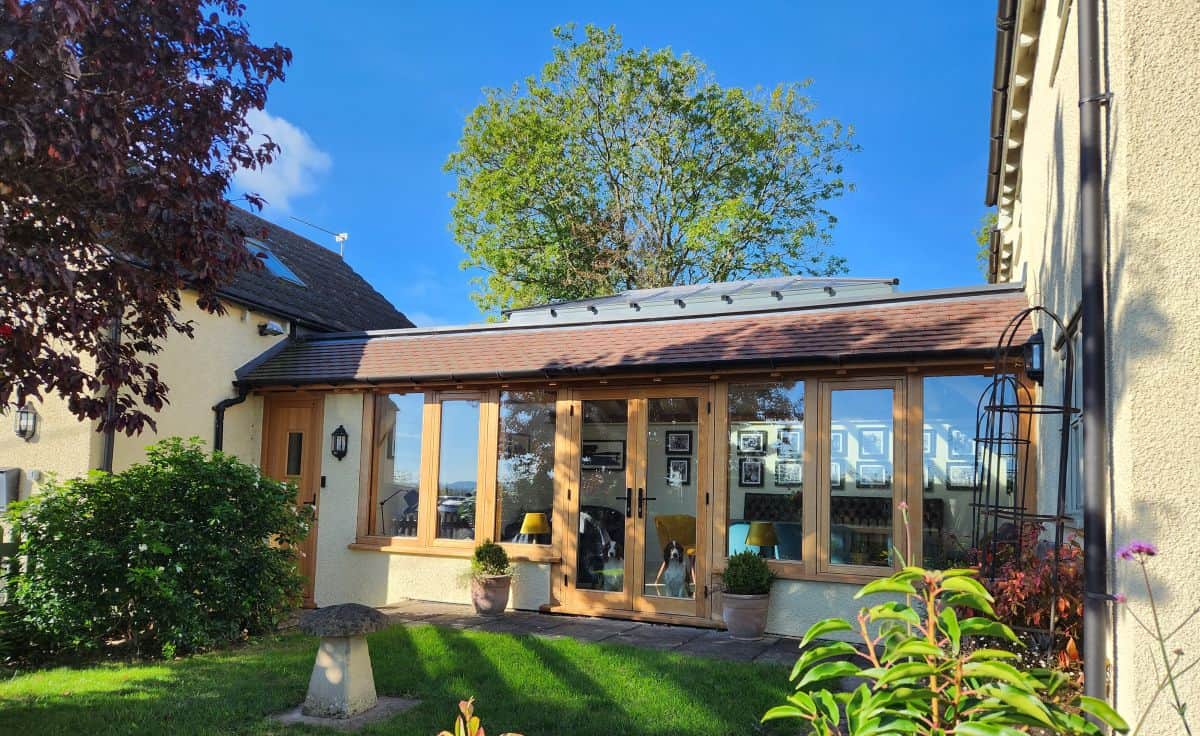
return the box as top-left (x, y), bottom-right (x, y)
top-left (657, 540), bottom-right (690, 598)
top-left (601, 539), bottom-right (624, 592)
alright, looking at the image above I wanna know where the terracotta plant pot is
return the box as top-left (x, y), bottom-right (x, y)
top-left (470, 575), bottom-right (512, 616)
top-left (723, 592), bottom-right (770, 640)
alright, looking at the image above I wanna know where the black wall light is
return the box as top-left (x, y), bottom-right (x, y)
top-left (14, 405), bottom-right (37, 441)
top-left (1023, 328), bottom-right (1045, 386)
top-left (330, 424), bottom-right (349, 461)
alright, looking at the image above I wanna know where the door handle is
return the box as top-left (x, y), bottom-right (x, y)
top-left (637, 488), bottom-right (656, 518)
top-left (616, 488), bottom-right (633, 518)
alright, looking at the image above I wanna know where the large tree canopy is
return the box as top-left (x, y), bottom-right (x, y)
top-left (446, 25), bottom-right (858, 316)
top-left (0, 1), bottom-right (290, 433)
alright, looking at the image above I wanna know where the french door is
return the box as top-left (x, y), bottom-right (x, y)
top-left (561, 386), bottom-right (712, 619)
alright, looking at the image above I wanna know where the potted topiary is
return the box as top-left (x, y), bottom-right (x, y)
top-left (721, 550), bottom-right (774, 640)
top-left (469, 539), bottom-right (513, 616)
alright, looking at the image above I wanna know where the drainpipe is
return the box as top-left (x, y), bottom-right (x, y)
top-left (1077, 0), bottom-right (1110, 709)
top-left (99, 318), bottom-right (120, 472)
top-left (212, 385), bottom-right (250, 452)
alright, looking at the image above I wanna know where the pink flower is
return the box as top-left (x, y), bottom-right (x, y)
top-left (1117, 540), bottom-right (1158, 561)
top-left (1113, 593), bottom-right (1127, 604)
top-left (898, 501), bottom-right (909, 511)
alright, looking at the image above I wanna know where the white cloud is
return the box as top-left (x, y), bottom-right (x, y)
top-left (405, 310), bottom-right (453, 328)
top-left (233, 109), bottom-right (332, 212)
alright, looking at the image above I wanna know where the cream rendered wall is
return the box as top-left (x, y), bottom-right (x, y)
top-left (1002, 1), bottom-right (1200, 731)
top-left (111, 292), bottom-right (286, 470)
top-left (0, 389), bottom-right (96, 502)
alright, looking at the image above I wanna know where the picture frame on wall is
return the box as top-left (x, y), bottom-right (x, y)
top-left (856, 462), bottom-right (891, 489)
top-left (777, 428), bottom-right (803, 458)
top-left (503, 432), bottom-right (531, 458)
top-left (830, 459), bottom-right (845, 490)
top-left (665, 430), bottom-right (693, 455)
top-left (581, 440), bottom-right (626, 470)
top-left (775, 460), bottom-right (803, 486)
top-left (946, 461), bottom-right (978, 490)
top-left (859, 427), bottom-right (888, 458)
top-left (737, 430), bottom-right (768, 455)
top-left (667, 457), bottom-right (690, 486)
top-left (738, 457), bottom-right (764, 487)
top-left (923, 429), bottom-right (934, 456)
top-left (830, 429), bottom-right (847, 456)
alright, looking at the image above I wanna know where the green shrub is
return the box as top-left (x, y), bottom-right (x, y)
top-left (724, 550), bottom-right (773, 595)
top-left (471, 539), bottom-right (512, 579)
top-left (6, 438), bottom-right (311, 660)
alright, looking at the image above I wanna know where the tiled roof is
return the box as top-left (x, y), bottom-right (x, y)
top-left (238, 288), bottom-right (1029, 386)
top-left (221, 208), bottom-right (412, 332)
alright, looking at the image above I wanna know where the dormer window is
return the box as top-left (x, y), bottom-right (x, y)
top-left (246, 238), bottom-right (305, 286)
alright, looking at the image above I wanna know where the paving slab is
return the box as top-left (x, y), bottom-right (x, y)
top-left (537, 619), bottom-right (642, 642)
top-left (676, 630), bottom-right (776, 662)
top-left (753, 638), bottom-right (802, 666)
top-left (606, 623), bottom-right (710, 651)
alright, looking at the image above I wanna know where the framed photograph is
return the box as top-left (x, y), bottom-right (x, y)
top-left (923, 429), bottom-right (934, 456)
top-left (830, 459), bottom-right (845, 490)
top-left (503, 432), bottom-right (531, 458)
top-left (777, 427), bottom-right (803, 458)
top-left (775, 460), bottom-right (803, 487)
top-left (950, 429), bottom-right (975, 459)
top-left (738, 457), bottom-right (764, 487)
top-left (859, 427), bottom-right (888, 458)
top-left (856, 462), bottom-right (891, 489)
top-left (737, 430), bottom-right (768, 455)
top-left (581, 440), bottom-right (625, 470)
top-left (829, 429), bottom-right (847, 456)
top-left (667, 458), bottom-right (690, 486)
top-left (946, 461), bottom-right (978, 491)
top-left (665, 430), bottom-right (693, 455)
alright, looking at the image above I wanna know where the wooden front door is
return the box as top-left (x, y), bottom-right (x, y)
top-left (560, 386), bottom-right (712, 620)
top-left (262, 394), bottom-right (324, 608)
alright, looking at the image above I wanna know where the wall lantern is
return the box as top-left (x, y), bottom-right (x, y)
top-left (14, 405), bottom-right (37, 442)
top-left (330, 425), bottom-right (349, 461)
top-left (1023, 328), bottom-right (1045, 386)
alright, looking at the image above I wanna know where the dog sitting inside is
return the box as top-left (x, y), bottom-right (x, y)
top-left (654, 540), bottom-right (691, 598)
top-left (601, 539), bottom-right (624, 592)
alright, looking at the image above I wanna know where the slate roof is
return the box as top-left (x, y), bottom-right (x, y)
top-left (237, 285), bottom-right (1029, 386)
top-left (221, 208), bottom-right (412, 332)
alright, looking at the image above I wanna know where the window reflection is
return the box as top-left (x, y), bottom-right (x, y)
top-left (375, 393), bottom-right (424, 537)
top-left (496, 391), bottom-right (557, 544)
top-left (437, 399), bottom-right (481, 540)
top-left (829, 388), bottom-right (894, 568)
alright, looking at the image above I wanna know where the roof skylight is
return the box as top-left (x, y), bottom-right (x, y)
top-left (246, 238), bottom-right (306, 286)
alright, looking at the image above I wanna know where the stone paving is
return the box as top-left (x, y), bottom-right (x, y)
top-left (376, 599), bottom-right (803, 666)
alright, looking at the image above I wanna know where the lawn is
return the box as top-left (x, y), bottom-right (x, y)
top-left (0, 622), bottom-right (794, 735)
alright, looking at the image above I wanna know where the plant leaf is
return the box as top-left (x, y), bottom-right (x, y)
top-left (761, 705), bottom-right (810, 722)
top-left (959, 617), bottom-right (1021, 644)
top-left (800, 618), bottom-right (854, 648)
top-left (883, 639), bottom-right (942, 662)
top-left (941, 574), bottom-right (995, 601)
top-left (791, 641), bottom-right (860, 680)
top-left (962, 661), bottom-right (1036, 689)
top-left (1077, 695), bottom-right (1131, 732)
top-left (856, 578), bottom-right (917, 598)
top-left (876, 661), bottom-right (938, 687)
top-left (979, 684), bottom-right (1055, 727)
top-left (797, 660), bottom-right (863, 689)
top-left (868, 601), bottom-right (921, 627)
top-left (940, 606), bottom-right (962, 654)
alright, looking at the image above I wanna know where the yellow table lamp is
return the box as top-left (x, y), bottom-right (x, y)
top-left (745, 521), bottom-right (778, 558)
top-left (520, 512), bottom-right (550, 537)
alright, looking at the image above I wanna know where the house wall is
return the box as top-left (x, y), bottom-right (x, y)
top-left (999, 0), bottom-right (1200, 729)
top-left (0, 383), bottom-right (97, 503)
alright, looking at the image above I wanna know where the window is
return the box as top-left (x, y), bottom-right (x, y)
top-left (246, 238), bottom-right (305, 286)
top-left (923, 375), bottom-right (994, 567)
top-left (374, 393), bottom-right (425, 537)
top-left (727, 382), bottom-right (805, 562)
top-left (285, 432), bottom-right (304, 477)
top-left (436, 398), bottom-right (482, 540)
top-left (495, 391), bottom-right (557, 545)
top-left (826, 385), bottom-right (897, 570)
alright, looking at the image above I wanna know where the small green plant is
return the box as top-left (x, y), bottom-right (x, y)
top-left (438, 697), bottom-right (523, 736)
top-left (724, 550), bottom-right (774, 595)
top-left (472, 539), bottom-right (512, 579)
top-left (763, 565), bottom-right (1129, 734)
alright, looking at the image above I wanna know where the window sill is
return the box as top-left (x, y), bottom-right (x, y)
top-left (349, 538), bottom-right (561, 564)
top-left (711, 558), bottom-right (887, 586)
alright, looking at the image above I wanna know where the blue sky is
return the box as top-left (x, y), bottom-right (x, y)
top-left (232, 2), bottom-right (995, 327)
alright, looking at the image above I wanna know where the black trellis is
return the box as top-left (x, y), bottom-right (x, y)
top-left (972, 306), bottom-right (1077, 646)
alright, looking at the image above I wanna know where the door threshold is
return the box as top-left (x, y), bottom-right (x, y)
top-left (540, 604), bottom-right (722, 630)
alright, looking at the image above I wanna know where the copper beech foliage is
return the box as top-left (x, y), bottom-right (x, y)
top-left (0, 1), bottom-right (290, 433)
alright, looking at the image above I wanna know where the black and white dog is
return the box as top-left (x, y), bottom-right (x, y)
top-left (657, 540), bottom-right (689, 598)
top-left (601, 539), bottom-right (624, 592)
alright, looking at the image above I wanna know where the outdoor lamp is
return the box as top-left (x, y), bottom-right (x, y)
top-left (745, 521), bottom-right (778, 558)
top-left (13, 405), bottom-right (36, 442)
top-left (520, 512), bottom-right (551, 541)
top-left (330, 424), bottom-right (349, 460)
top-left (1023, 328), bottom-right (1045, 386)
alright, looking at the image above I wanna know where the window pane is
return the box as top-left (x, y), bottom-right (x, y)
top-left (437, 398), bottom-right (481, 540)
top-left (727, 382), bottom-right (805, 562)
top-left (646, 397), bottom-right (699, 599)
top-left (923, 375), bottom-right (992, 567)
top-left (830, 388), bottom-right (894, 568)
top-left (496, 390), bottom-right (557, 544)
top-left (285, 432), bottom-right (303, 476)
top-left (577, 399), bottom-right (628, 592)
top-left (375, 393), bottom-right (424, 537)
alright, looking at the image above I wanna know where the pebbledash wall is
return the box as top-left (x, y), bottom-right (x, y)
top-left (0, 292), bottom-right (287, 502)
top-left (994, 0), bottom-right (1200, 730)
top-left (311, 392), bottom-right (867, 637)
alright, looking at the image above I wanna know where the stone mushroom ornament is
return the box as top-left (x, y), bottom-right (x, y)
top-left (299, 603), bottom-right (391, 719)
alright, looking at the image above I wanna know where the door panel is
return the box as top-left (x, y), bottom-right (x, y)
top-left (263, 395), bottom-right (323, 608)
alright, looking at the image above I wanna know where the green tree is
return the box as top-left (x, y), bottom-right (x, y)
top-left (446, 25), bottom-right (858, 316)
top-left (976, 210), bottom-right (999, 276)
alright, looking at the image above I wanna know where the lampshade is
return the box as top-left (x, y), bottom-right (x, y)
top-left (745, 521), bottom-right (778, 547)
top-left (520, 512), bottom-right (550, 536)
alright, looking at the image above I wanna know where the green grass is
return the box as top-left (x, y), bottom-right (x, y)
top-left (0, 623), bottom-right (794, 735)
